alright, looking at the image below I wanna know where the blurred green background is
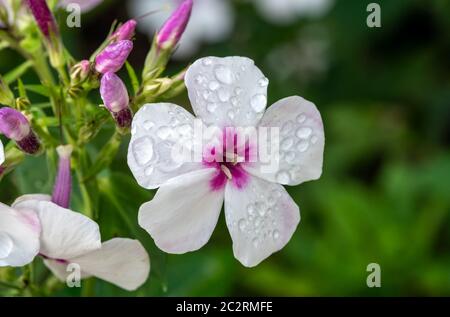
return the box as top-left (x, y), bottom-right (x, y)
top-left (1, 0), bottom-right (450, 296)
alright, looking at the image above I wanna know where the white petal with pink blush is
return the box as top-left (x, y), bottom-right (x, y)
top-left (0, 202), bottom-right (41, 267)
top-left (128, 56), bottom-right (324, 267)
top-left (12, 195), bottom-right (150, 290)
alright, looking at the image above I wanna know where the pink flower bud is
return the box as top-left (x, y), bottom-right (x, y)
top-left (0, 107), bottom-right (41, 155)
top-left (100, 72), bottom-right (129, 113)
top-left (70, 60), bottom-right (91, 84)
top-left (156, 0), bottom-right (193, 50)
top-left (0, 107), bottom-right (30, 141)
top-left (111, 19), bottom-right (137, 42)
top-left (25, 0), bottom-right (58, 38)
top-left (51, 145), bottom-right (73, 209)
top-left (95, 40), bottom-right (133, 74)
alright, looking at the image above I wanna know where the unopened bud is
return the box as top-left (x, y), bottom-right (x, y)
top-left (95, 40), bottom-right (133, 74)
top-left (111, 19), bottom-right (137, 42)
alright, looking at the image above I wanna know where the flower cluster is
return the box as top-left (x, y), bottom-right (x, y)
top-left (0, 0), bottom-right (325, 295)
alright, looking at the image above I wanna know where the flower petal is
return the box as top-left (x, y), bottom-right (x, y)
top-left (0, 139), bottom-right (4, 165)
top-left (244, 96), bottom-right (324, 185)
top-left (139, 168), bottom-right (224, 254)
top-left (185, 56), bottom-right (268, 127)
top-left (224, 176), bottom-right (300, 267)
top-left (12, 194), bottom-right (51, 206)
top-left (70, 238), bottom-right (150, 291)
top-left (128, 103), bottom-right (202, 189)
top-left (43, 259), bottom-right (92, 282)
top-left (0, 202), bottom-right (40, 267)
top-left (13, 199), bottom-right (101, 259)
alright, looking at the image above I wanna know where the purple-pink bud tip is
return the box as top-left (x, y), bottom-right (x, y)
top-left (157, 0), bottom-right (193, 49)
top-left (25, 0), bottom-right (58, 37)
top-left (111, 19), bottom-right (137, 42)
top-left (0, 107), bottom-right (30, 141)
top-left (51, 145), bottom-right (73, 209)
top-left (95, 40), bottom-right (133, 74)
top-left (100, 72), bottom-right (129, 113)
top-left (0, 107), bottom-right (41, 154)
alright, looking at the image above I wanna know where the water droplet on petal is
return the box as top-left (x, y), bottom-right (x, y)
top-left (276, 170), bottom-right (291, 184)
top-left (157, 126), bottom-right (171, 140)
top-left (227, 110), bottom-right (235, 120)
top-left (297, 141), bottom-right (309, 152)
top-left (252, 237), bottom-right (259, 248)
top-left (214, 65), bottom-right (233, 84)
top-left (207, 102), bottom-right (218, 112)
top-left (218, 88), bottom-right (230, 102)
top-left (311, 135), bottom-right (318, 144)
top-left (132, 137), bottom-right (154, 166)
top-left (250, 94), bottom-right (267, 112)
top-left (195, 74), bottom-right (206, 85)
top-left (143, 120), bottom-right (154, 130)
top-left (281, 137), bottom-right (294, 151)
top-left (247, 204), bottom-right (255, 216)
top-left (296, 114), bottom-right (306, 123)
top-left (296, 127), bottom-right (312, 139)
top-left (202, 58), bottom-right (212, 66)
top-left (208, 81), bottom-right (220, 91)
top-left (234, 87), bottom-right (243, 95)
top-left (144, 166), bottom-right (154, 176)
top-left (177, 124), bottom-right (192, 137)
top-left (258, 77), bottom-right (269, 87)
top-left (231, 97), bottom-right (238, 106)
top-left (273, 230), bottom-right (280, 241)
top-left (238, 218), bottom-right (246, 232)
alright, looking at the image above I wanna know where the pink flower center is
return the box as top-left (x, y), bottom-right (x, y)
top-left (203, 128), bottom-right (253, 191)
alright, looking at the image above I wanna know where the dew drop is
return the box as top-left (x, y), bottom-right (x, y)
top-left (276, 170), bottom-right (291, 184)
top-left (208, 81), bottom-right (220, 91)
top-left (296, 127), bottom-right (312, 139)
top-left (281, 137), bottom-right (294, 151)
top-left (143, 120), bottom-right (154, 130)
top-left (281, 121), bottom-right (294, 135)
top-left (218, 88), bottom-right (230, 102)
top-left (234, 87), bottom-right (243, 95)
top-left (238, 218), bottom-right (246, 232)
top-left (227, 110), bottom-right (235, 120)
top-left (207, 102), bottom-right (218, 112)
top-left (247, 204), bottom-right (255, 216)
top-left (285, 151), bottom-right (296, 163)
top-left (252, 237), bottom-right (259, 248)
top-left (311, 135), bottom-right (318, 144)
top-left (258, 77), bottom-right (269, 87)
top-left (250, 94), bottom-right (267, 112)
top-left (273, 230), bottom-right (280, 241)
top-left (214, 65), bottom-right (233, 84)
top-left (195, 74), bottom-right (206, 85)
top-left (132, 137), bottom-right (154, 166)
top-left (157, 126), bottom-right (171, 140)
top-left (202, 57), bottom-right (212, 66)
top-left (297, 141), bottom-right (309, 152)
top-left (231, 96), bottom-right (238, 106)
top-left (296, 114), bottom-right (306, 123)
top-left (177, 124), bottom-right (192, 137)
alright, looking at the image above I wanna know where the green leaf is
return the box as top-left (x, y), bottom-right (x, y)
top-left (17, 79), bottom-right (27, 99)
top-left (4, 60), bottom-right (33, 84)
top-left (23, 85), bottom-right (50, 97)
top-left (125, 61), bottom-right (140, 95)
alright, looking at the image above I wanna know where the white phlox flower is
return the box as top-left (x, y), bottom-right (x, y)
top-left (8, 194), bottom-right (150, 291)
top-left (128, 56), bottom-right (325, 267)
